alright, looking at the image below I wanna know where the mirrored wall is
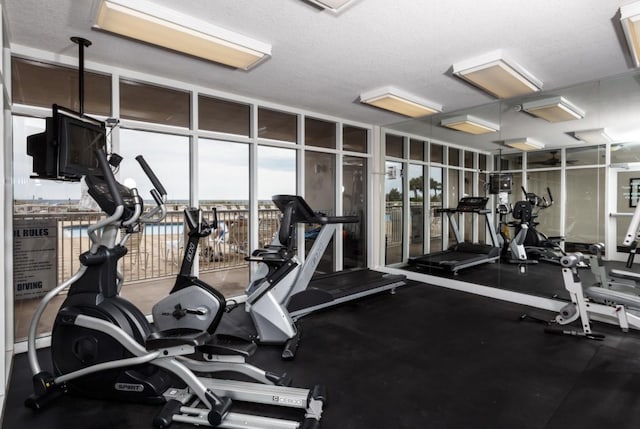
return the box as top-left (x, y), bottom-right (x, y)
top-left (384, 68), bottom-right (640, 299)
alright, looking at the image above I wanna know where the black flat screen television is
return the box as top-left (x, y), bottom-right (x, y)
top-left (27, 104), bottom-right (107, 181)
top-left (488, 173), bottom-right (513, 194)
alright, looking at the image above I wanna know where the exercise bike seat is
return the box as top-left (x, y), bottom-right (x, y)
top-left (145, 328), bottom-right (211, 350)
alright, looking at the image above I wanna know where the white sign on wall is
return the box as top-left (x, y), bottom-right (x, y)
top-left (13, 219), bottom-right (58, 300)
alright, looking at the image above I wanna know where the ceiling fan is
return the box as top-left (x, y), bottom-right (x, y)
top-left (529, 150), bottom-right (577, 166)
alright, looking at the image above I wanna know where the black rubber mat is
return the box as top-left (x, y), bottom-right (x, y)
top-left (5, 280), bottom-right (640, 429)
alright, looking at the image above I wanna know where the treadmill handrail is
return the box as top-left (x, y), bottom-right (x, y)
top-left (272, 194), bottom-right (359, 224)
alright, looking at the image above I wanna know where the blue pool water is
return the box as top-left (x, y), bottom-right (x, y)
top-left (63, 222), bottom-right (184, 237)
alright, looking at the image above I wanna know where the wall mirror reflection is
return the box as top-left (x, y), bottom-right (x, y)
top-left (384, 69), bottom-right (640, 303)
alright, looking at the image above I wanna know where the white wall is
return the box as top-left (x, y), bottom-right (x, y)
top-left (1, 0), bottom-right (13, 417)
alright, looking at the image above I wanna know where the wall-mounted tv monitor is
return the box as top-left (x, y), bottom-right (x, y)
top-left (488, 173), bottom-right (513, 194)
top-left (27, 104), bottom-right (107, 181)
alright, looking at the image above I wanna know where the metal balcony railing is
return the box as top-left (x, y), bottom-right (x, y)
top-left (13, 208), bottom-right (282, 285)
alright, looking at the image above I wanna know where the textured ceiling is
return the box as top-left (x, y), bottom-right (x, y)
top-left (3, 0), bottom-right (639, 150)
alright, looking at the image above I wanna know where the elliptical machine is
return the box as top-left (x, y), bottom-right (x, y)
top-left (489, 174), bottom-right (537, 271)
top-left (25, 149), bottom-right (326, 428)
top-left (515, 187), bottom-right (568, 265)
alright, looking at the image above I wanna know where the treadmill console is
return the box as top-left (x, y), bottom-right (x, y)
top-left (456, 197), bottom-right (489, 212)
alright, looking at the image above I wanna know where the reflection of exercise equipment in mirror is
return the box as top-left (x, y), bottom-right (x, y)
top-left (516, 186), bottom-right (572, 266)
top-left (490, 174), bottom-right (538, 273)
top-left (408, 196), bottom-right (501, 275)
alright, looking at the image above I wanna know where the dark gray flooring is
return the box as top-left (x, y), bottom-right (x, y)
top-left (4, 277), bottom-right (640, 429)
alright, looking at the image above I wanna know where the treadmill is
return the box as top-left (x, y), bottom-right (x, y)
top-left (272, 195), bottom-right (408, 319)
top-left (408, 197), bottom-right (500, 274)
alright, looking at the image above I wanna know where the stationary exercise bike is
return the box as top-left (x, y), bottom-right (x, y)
top-left (151, 206), bottom-right (226, 334)
top-left (25, 149), bottom-right (325, 428)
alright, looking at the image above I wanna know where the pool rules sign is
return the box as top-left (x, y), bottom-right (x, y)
top-left (13, 219), bottom-right (58, 300)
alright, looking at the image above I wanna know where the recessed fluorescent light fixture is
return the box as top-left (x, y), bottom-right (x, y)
top-left (94, 0), bottom-right (271, 70)
top-left (521, 96), bottom-right (584, 123)
top-left (621, 1), bottom-right (640, 67)
top-left (452, 50), bottom-right (542, 98)
top-left (440, 114), bottom-right (499, 135)
top-left (359, 86), bottom-right (442, 118)
top-left (505, 138), bottom-right (545, 151)
top-left (306, 0), bottom-right (355, 13)
top-left (573, 128), bottom-right (612, 145)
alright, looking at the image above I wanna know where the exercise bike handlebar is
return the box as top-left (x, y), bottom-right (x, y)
top-left (135, 155), bottom-right (167, 198)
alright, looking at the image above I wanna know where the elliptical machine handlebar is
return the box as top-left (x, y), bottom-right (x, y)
top-left (135, 155), bottom-right (167, 198)
top-left (133, 155), bottom-right (167, 223)
top-left (521, 186), bottom-right (554, 209)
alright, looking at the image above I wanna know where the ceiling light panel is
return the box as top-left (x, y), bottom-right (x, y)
top-left (307, 0), bottom-right (354, 12)
top-left (505, 138), bottom-right (545, 151)
top-left (573, 128), bottom-right (612, 145)
top-left (621, 1), bottom-right (640, 67)
top-left (94, 0), bottom-right (271, 70)
top-left (440, 114), bottom-right (499, 135)
top-left (522, 96), bottom-right (584, 123)
top-left (360, 87), bottom-right (442, 118)
top-left (452, 50), bottom-right (542, 99)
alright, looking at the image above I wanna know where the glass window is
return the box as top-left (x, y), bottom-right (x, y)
top-left (611, 143), bottom-right (640, 164)
top-left (463, 171), bottom-right (474, 242)
top-left (118, 130), bottom-right (190, 313)
top-left (409, 164), bottom-right (424, 257)
top-left (429, 167), bottom-right (443, 252)
top-left (479, 154), bottom-right (487, 171)
top-left (478, 172), bottom-right (488, 244)
top-left (198, 139), bottom-right (250, 289)
top-left (386, 134), bottom-right (404, 158)
top-left (198, 95), bottom-right (250, 136)
top-left (526, 170), bottom-right (562, 237)
top-left (565, 168), bottom-right (605, 251)
top-left (258, 108), bottom-right (297, 142)
top-left (527, 150), bottom-right (562, 169)
top-left (305, 117), bottom-right (336, 149)
top-left (464, 151), bottom-right (474, 169)
top-left (410, 139), bottom-right (425, 161)
top-left (119, 130), bottom-right (189, 203)
top-left (565, 145), bottom-right (605, 166)
top-left (447, 169), bottom-right (460, 247)
top-left (385, 161), bottom-right (403, 264)
top-left (343, 156), bottom-right (367, 268)
top-left (257, 146), bottom-right (296, 199)
top-left (12, 57), bottom-right (111, 116)
top-left (120, 79), bottom-right (190, 128)
top-left (430, 143), bottom-right (444, 164)
top-left (495, 153), bottom-right (523, 171)
top-left (13, 116), bottom-right (87, 342)
top-left (343, 125), bottom-right (367, 153)
top-left (448, 148), bottom-right (460, 167)
top-left (305, 151), bottom-right (336, 273)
